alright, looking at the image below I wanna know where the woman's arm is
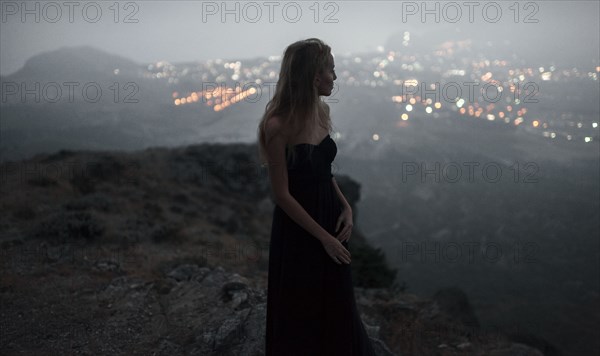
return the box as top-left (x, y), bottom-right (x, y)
top-left (331, 177), bottom-right (352, 212)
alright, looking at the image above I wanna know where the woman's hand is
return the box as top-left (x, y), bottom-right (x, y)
top-left (335, 205), bottom-right (353, 243)
top-left (321, 236), bottom-right (351, 264)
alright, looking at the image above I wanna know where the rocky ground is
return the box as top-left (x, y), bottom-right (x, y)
top-left (1, 237), bottom-right (546, 356)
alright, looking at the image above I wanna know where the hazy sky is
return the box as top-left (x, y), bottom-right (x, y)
top-left (1, 0), bottom-right (598, 75)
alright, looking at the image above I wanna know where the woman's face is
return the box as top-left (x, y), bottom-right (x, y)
top-left (314, 54), bottom-right (337, 96)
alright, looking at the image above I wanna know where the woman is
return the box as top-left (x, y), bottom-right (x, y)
top-left (257, 38), bottom-right (376, 355)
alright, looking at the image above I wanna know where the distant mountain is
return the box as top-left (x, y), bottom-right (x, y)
top-left (3, 45), bottom-right (142, 81)
top-left (0, 46), bottom-right (203, 161)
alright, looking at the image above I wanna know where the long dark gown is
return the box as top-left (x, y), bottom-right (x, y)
top-left (266, 134), bottom-right (376, 356)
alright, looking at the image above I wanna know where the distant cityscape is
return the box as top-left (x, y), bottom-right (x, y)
top-left (134, 35), bottom-right (598, 145)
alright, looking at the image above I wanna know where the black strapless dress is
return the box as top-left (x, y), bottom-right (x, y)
top-left (266, 134), bottom-right (376, 356)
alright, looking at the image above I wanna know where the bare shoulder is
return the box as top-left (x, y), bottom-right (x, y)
top-left (264, 115), bottom-right (287, 147)
top-left (265, 114), bottom-right (282, 132)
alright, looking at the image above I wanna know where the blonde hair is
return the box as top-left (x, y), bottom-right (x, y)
top-left (256, 38), bottom-right (333, 167)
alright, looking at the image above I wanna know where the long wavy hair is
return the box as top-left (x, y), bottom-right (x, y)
top-left (257, 38), bottom-right (334, 167)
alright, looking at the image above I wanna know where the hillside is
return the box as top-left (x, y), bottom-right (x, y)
top-left (0, 142), bottom-right (548, 355)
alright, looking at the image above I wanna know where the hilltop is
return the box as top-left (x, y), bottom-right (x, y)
top-left (0, 142), bottom-right (547, 355)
